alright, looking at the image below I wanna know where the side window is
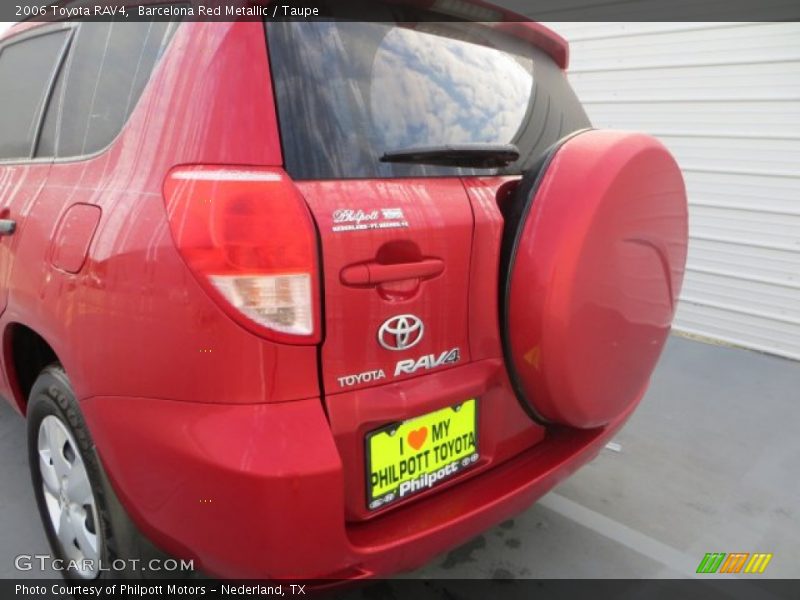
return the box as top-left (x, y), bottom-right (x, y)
top-left (40, 21), bottom-right (177, 159)
top-left (0, 30), bottom-right (69, 161)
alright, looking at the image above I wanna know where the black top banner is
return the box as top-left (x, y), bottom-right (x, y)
top-left (3, 0), bottom-right (800, 23)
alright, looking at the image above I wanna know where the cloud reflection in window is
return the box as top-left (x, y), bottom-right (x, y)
top-left (370, 26), bottom-right (533, 152)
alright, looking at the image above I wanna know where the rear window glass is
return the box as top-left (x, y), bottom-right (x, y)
top-left (267, 15), bottom-right (589, 180)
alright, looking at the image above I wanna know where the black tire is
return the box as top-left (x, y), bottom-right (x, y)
top-left (26, 364), bottom-right (167, 580)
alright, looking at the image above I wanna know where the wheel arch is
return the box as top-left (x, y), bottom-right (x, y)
top-left (4, 322), bottom-right (61, 415)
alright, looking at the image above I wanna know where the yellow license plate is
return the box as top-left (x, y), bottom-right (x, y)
top-left (366, 399), bottom-right (479, 510)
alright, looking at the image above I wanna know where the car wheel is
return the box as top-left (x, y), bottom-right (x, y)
top-left (27, 364), bottom-right (118, 580)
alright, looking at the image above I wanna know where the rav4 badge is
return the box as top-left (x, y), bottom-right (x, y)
top-left (336, 348), bottom-right (461, 388)
top-left (394, 348), bottom-right (461, 376)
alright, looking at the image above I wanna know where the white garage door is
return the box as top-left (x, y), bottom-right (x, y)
top-left (535, 22), bottom-right (800, 361)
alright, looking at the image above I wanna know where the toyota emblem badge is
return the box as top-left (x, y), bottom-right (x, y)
top-left (378, 314), bottom-right (424, 351)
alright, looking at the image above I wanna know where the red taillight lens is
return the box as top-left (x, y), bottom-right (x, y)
top-left (163, 167), bottom-right (320, 344)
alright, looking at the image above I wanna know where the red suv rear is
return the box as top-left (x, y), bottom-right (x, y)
top-left (0, 2), bottom-right (687, 581)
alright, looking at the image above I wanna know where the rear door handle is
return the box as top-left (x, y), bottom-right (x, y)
top-left (341, 258), bottom-right (444, 286)
top-left (0, 219), bottom-right (16, 236)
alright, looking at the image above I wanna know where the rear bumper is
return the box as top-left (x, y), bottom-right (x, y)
top-left (81, 391), bottom-right (639, 579)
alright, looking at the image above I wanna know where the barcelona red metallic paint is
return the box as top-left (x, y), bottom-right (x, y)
top-left (463, 176), bottom-right (519, 361)
top-left (0, 7), bottom-right (686, 582)
top-left (49, 203), bottom-right (102, 274)
top-left (297, 178), bottom-right (474, 394)
top-left (80, 388), bottom-right (639, 579)
top-left (505, 131), bottom-right (688, 428)
top-left (0, 163), bottom-right (51, 314)
top-left (1, 23), bottom-right (315, 409)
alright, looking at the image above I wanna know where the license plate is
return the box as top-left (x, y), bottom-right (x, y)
top-left (366, 399), bottom-right (479, 511)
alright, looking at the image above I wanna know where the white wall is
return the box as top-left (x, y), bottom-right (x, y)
top-left (541, 22), bottom-right (800, 360)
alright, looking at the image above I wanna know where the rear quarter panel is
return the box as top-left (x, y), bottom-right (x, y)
top-left (3, 21), bottom-right (318, 406)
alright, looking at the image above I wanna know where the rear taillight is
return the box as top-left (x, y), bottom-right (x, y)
top-left (163, 167), bottom-right (320, 344)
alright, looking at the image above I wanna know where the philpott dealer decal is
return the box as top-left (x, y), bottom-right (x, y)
top-left (331, 208), bottom-right (409, 232)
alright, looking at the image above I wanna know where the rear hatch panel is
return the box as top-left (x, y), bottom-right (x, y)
top-left (265, 9), bottom-right (590, 518)
top-left (296, 179), bottom-right (474, 394)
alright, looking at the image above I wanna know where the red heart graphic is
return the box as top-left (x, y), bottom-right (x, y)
top-left (407, 427), bottom-right (428, 451)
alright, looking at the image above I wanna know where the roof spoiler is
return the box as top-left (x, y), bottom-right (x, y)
top-left (494, 21), bottom-right (569, 70)
top-left (391, 0), bottom-right (570, 69)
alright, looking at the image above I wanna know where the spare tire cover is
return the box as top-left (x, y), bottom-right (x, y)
top-left (501, 130), bottom-right (688, 429)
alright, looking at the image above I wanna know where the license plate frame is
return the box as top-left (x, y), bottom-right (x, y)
top-left (365, 399), bottom-right (479, 511)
